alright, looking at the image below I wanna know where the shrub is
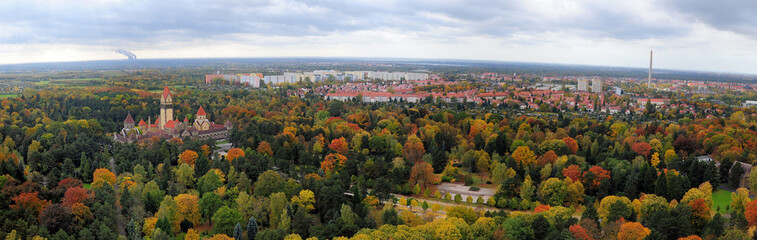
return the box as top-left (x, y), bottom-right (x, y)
top-left (469, 187), bottom-right (480, 191)
top-left (454, 194), bottom-right (463, 203)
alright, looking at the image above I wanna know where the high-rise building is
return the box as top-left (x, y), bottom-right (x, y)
top-left (592, 79), bottom-right (603, 93)
top-left (578, 79), bottom-right (589, 91)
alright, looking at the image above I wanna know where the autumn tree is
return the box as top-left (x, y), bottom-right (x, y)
top-left (582, 166), bottom-right (611, 190)
top-left (563, 165), bottom-right (582, 182)
top-left (403, 135), bottom-right (426, 163)
top-left (320, 153), bottom-right (347, 174)
top-left (631, 142), bottom-right (652, 158)
top-left (536, 150), bottom-right (558, 167)
top-left (226, 148), bottom-right (245, 163)
top-left (512, 146), bottom-right (536, 167)
top-left (744, 199), bottom-right (757, 226)
top-left (92, 168), bottom-right (116, 189)
top-left (538, 178), bottom-right (567, 206)
top-left (175, 194), bottom-right (202, 226)
top-left (328, 137), bottom-right (349, 155)
top-left (290, 190), bottom-right (315, 212)
top-left (257, 141), bottom-right (273, 156)
top-left (569, 224), bottom-right (592, 240)
top-left (409, 162), bottom-right (440, 189)
top-left (617, 222), bottom-right (651, 240)
top-left (563, 137), bottom-right (579, 154)
top-left (39, 204), bottom-right (74, 234)
top-left (62, 187), bottom-right (94, 207)
top-left (11, 192), bottom-right (50, 214)
top-left (180, 150), bottom-right (199, 166)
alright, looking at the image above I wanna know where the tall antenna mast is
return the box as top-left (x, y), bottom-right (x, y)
top-left (648, 48), bottom-right (653, 88)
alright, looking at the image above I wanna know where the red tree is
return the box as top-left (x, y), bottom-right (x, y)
top-left (569, 224), bottom-right (592, 240)
top-left (536, 150), bottom-right (558, 167)
top-left (563, 165), bottom-right (582, 182)
top-left (631, 142), bottom-right (652, 158)
top-left (563, 137), bottom-right (579, 154)
top-left (11, 192), bottom-right (50, 214)
top-left (57, 178), bottom-right (83, 191)
top-left (328, 137), bottom-right (349, 155)
top-left (62, 187), bottom-right (94, 207)
top-left (534, 204), bottom-right (552, 213)
top-left (745, 200), bottom-right (757, 226)
top-left (583, 166), bottom-right (611, 189)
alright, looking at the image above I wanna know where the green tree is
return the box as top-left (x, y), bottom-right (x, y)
top-left (268, 192), bottom-right (287, 229)
top-left (247, 216), bottom-right (258, 240)
top-left (254, 170), bottom-right (285, 197)
top-left (197, 170), bottom-right (224, 195)
top-left (212, 206), bottom-right (243, 236)
top-left (200, 192), bottom-right (222, 222)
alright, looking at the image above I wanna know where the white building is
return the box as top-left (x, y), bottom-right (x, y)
top-left (577, 79), bottom-right (589, 91)
top-left (592, 79), bottom-right (603, 93)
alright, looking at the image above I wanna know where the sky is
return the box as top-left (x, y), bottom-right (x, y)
top-left (1, 0), bottom-right (757, 74)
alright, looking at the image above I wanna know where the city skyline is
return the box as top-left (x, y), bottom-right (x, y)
top-left (2, 0), bottom-right (757, 75)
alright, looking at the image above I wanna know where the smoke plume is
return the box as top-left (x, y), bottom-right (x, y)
top-left (113, 49), bottom-right (137, 60)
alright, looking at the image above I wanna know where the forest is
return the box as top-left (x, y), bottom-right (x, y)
top-left (1, 69), bottom-right (757, 240)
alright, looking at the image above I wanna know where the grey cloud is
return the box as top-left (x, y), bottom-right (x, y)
top-left (0, 0), bottom-right (697, 45)
top-left (664, 0), bottom-right (757, 36)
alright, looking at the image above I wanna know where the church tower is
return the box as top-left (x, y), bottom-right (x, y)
top-left (194, 106), bottom-right (210, 131)
top-left (159, 86), bottom-right (174, 129)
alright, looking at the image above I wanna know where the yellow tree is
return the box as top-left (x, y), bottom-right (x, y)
top-left (174, 194), bottom-right (201, 226)
top-left (512, 146), bottom-right (536, 167)
top-left (92, 168), bottom-right (116, 189)
top-left (290, 190), bottom-right (316, 212)
top-left (650, 152), bottom-right (660, 167)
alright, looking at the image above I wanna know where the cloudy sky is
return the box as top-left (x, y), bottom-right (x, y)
top-left (1, 0), bottom-right (757, 74)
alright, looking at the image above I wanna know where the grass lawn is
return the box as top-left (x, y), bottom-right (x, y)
top-left (712, 189), bottom-right (732, 214)
top-left (83, 183), bottom-right (92, 189)
top-left (0, 94), bottom-right (18, 99)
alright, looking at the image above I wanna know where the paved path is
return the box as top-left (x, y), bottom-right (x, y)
top-left (110, 157), bottom-right (125, 236)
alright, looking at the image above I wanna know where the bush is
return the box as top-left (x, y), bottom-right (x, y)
top-left (463, 176), bottom-right (474, 186)
top-left (497, 198), bottom-right (508, 208)
top-left (441, 176), bottom-right (454, 182)
top-left (469, 187), bottom-right (480, 191)
top-left (466, 196), bottom-right (473, 203)
top-left (488, 197), bottom-right (497, 207)
top-left (454, 194), bottom-right (463, 203)
top-left (476, 196), bottom-right (485, 204)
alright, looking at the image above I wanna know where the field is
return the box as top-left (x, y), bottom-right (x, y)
top-left (0, 94), bottom-right (18, 99)
top-left (35, 78), bottom-right (103, 87)
top-left (712, 189), bottom-right (732, 214)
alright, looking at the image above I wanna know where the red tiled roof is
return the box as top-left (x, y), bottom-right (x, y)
top-left (164, 120), bottom-right (178, 129)
top-left (196, 106), bottom-right (207, 116)
top-left (162, 86), bottom-right (171, 99)
top-left (125, 113), bottom-right (134, 123)
top-left (138, 119), bottom-right (146, 126)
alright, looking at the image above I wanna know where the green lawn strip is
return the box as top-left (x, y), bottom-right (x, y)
top-left (712, 189), bottom-right (732, 214)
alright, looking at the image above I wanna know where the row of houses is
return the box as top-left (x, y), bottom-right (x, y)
top-left (205, 70), bottom-right (430, 87)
